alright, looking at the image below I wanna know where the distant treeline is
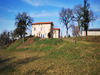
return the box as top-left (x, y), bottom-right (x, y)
top-left (0, 30), bottom-right (16, 49)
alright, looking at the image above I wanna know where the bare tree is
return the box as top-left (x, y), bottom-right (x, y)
top-left (71, 25), bottom-right (79, 37)
top-left (59, 8), bottom-right (73, 38)
top-left (73, 4), bottom-right (83, 36)
top-left (10, 30), bottom-right (16, 42)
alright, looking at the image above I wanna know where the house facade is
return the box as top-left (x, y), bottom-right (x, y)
top-left (31, 22), bottom-right (60, 38)
top-left (82, 28), bottom-right (100, 36)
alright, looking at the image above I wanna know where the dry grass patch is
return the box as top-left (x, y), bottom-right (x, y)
top-left (0, 37), bottom-right (100, 74)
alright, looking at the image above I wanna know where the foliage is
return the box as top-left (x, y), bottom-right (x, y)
top-left (81, 0), bottom-right (96, 36)
top-left (48, 32), bottom-right (51, 38)
top-left (0, 31), bottom-right (12, 48)
top-left (15, 12), bottom-right (33, 39)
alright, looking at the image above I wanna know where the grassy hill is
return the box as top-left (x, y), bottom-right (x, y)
top-left (0, 36), bottom-right (100, 75)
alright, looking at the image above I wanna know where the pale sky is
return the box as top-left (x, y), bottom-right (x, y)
top-left (0, 0), bottom-right (100, 36)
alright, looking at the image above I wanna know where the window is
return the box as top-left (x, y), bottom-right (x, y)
top-left (39, 34), bottom-right (40, 37)
top-left (43, 34), bottom-right (45, 38)
top-left (41, 27), bottom-right (42, 31)
top-left (41, 34), bottom-right (42, 38)
top-left (34, 28), bottom-right (36, 31)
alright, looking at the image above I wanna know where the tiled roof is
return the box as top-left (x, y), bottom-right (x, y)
top-left (53, 28), bottom-right (60, 30)
top-left (32, 22), bottom-right (53, 25)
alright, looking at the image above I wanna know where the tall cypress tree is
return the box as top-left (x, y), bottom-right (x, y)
top-left (82, 0), bottom-right (90, 36)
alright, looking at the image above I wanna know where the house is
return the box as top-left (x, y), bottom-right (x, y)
top-left (31, 22), bottom-right (60, 38)
top-left (82, 28), bottom-right (100, 36)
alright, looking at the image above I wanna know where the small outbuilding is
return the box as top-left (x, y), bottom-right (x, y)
top-left (53, 28), bottom-right (60, 38)
top-left (82, 28), bottom-right (100, 36)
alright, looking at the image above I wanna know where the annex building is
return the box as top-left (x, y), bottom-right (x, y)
top-left (82, 28), bottom-right (100, 36)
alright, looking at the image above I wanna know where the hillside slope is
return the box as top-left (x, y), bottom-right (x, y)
top-left (0, 36), bottom-right (100, 75)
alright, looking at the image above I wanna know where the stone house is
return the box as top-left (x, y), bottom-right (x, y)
top-left (31, 22), bottom-right (60, 38)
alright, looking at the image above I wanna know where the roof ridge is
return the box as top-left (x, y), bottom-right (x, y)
top-left (32, 22), bottom-right (53, 25)
top-left (53, 28), bottom-right (60, 30)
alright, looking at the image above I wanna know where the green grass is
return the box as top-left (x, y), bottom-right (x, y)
top-left (0, 36), bottom-right (100, 75)
top-left (29, 38), bottom-right (63, 52)
top-left (75, 36), bottom-right (100, 42)
top-left (35, 38), bottom-right (63, 45)
top-left (7, 38), bottom-right (23, 51)
top-left (33, 37), bottom-right (40, 42)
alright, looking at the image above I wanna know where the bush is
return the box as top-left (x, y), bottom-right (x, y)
top-left (48, 32), bottom-right (51, 38)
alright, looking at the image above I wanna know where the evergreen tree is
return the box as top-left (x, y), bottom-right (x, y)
top-left (81, 0), bottom-right (96, 36)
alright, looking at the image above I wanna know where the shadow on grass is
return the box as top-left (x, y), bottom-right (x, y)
top-left (0, 57), bottom-right (15, 64)
top-left (0, 56), bottom-right (40, 73)
top-left (25, 65), bottom-right (54, 75)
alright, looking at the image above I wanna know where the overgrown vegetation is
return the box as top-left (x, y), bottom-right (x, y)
top-left (0, 36), bottom-right (100, 74)
top-left (0, 31), bottom-right (13, 49)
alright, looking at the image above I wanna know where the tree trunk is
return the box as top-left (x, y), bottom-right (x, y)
top-left (66, 28), bottom-right (68, 38)
top-left (80, 27), bottom-right (83, 36)
top-left (79, 27), bottom-right (80, 36)
top-left (85, 25), bottom-right (88, 36)
top-left (21, 35), bottom-right (22, 38)
top-left (23, 37), bottom-right (25, 43)
top-left (86, 30), bottom-right (87, 36)
top-left (78, 21), bottom-right (80, 36)
top-left (23, 32), bottom-right (25, 43)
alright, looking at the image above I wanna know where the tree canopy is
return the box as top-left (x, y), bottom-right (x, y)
top-left (59, 8), bottom-right (73, 38)
top-left (81, 0), bottom-right (96, 36)
top-left (73, 4), bottom-right (83, 36)
top-left (15, 12), bottom-right (33, 39)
